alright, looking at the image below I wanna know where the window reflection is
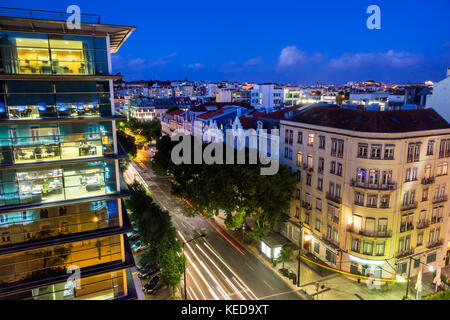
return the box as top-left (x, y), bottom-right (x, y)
top-left (0, 200), bottom-right (119, 246)
top-left (0, 235), bottom-right (122, 287)
top-left (0, 161), bottom-right (118, 207)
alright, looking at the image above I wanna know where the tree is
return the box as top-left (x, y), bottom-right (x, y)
top-left (125, 181), bottom-right (185, 293)
top-left (156, 134), bottom-right (297, 242)
top-left (166, 106), bottom-right (180, 114)
top-left (279, 246), bottom-right (293, 269)
top-left (116, 129), bottom-right (137, 158)
top-left (151, 135), bottom-right (177, 176)
top-left (423, 290), bottom-right (450, 300)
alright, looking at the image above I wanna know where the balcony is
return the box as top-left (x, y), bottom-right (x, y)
top-left (421, 177), bottom-right (435, 185)
top-left (326, 192), bottom-right (341, 204)
top-left (301, 201), bottom-right (312, 211)
top-left (330, 151), bottom-right (344, 158)
top-left (427, 240), bottom-right (443, 249)
top-left (318, 168), bottom-right (324, 174)
top-left (400, 223), bottom-right (414, 233)
top-left (351, 179), bottom-right (396, 191)
top-left (396, 248), bottom-right (415, 259)
top-left (416, 220), bottom-right (430, 229)
top-left (432, 195), bottom-right (448, 204)
top-left (302, 163), bottom-right (313, 172)
top-left (347, 227), bottom-right (391, 238)
top-left (430, 216), bottom-right (444, 224)
top-left (400, 202), bottom-right (418, 211)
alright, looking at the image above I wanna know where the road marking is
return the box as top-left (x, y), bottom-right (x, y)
top-left (263, 280), bottom-right (274, 291)
top-left (245, 262), bottom-right (255, 271)
top-left (188, 287), bottom-right (199, 300)
top-left (258, 288), bottom-right (304, 300)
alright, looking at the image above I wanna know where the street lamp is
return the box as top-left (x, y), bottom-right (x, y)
top-left (297, 222), bottom-right (303, 287)
top-left (182, 233), bottom-right (206, 300)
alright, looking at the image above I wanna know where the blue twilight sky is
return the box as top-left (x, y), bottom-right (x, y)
top-left (5, 0), bottom-right (450, 84)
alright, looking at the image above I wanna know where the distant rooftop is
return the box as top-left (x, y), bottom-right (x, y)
top-left (285, 106), bottom-right (450, 133)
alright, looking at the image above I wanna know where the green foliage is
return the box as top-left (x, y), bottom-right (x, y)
top-left (126, 181), bottom-right (184, 290)
top-left (128, 118), bottom-right (162, 144)
top-left (117, 129), bottom-right (137, 158)
top-left (279, 246), bottom-right (293, 268)
top-left (423, 290), bottom-right (450, 300)
top-left (157, 134), bottom-right (296, 242)
top-left (151, 135), bottom-right (177, 176)
top-left (166, 106), bottom-right (180, 114)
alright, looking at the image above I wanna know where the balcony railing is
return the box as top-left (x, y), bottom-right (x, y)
top-left (432, 195), bottom-right (448, 204)
top-left (400, 223), bottom-right (414, 233)
top-left (302, 163), bottom-right (313, 172)
top-left (396, 248), bottom-right (415, 259)
top-left (416, 220), bottom-right (430, 229)
top-left (326, 192), bottom-right (342, 204)
top-left (401, 202), bottom-right (418, 211)
top-left (421, 177), bottom-right (435, 185)
top-left (347, 227), bottom-right (392, 238)
top-left (427, 240), bottom-right (443, 249)
top-left (430, 216), bottom-right (444, 224)
top-left (301, 201), bottom-right (312, 211)
top-left (351, 179), bottom-right (396, 191)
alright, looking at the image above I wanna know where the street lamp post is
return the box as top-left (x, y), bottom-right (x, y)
top-left (297, 222), bottom-right (303, 287)
top-left (182, 233), bottom-right (206, 300)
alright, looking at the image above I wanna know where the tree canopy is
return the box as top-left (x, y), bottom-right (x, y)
top-left (152, 134), bottom-right (296, 241)
top-left (126, 181), bottom-right (184, 290)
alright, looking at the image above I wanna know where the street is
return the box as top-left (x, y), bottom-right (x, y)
top-left (124, 157), bottom-right (306, 300)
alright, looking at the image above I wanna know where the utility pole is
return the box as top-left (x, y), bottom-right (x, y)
top-left (405, 256), bottom-right (412, 300)
top-left (182, 233), bottom-right (206, 300)
top-left (297, 222), bottom-right (303, 287)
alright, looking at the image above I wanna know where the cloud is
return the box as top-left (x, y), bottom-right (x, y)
top-left (278, 46), bottom-right (322, 68)
top-left (187, 62), bottom-right (204, 69)
top-left (328, 50), bottom-right (421, 70)
top-left (244, 57), bottom-right (263, 66)
top-left (128, 57), bottom-right (146, 68)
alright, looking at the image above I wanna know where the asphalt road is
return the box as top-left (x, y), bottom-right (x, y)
top-left (124, 158), bottom-right (304, 300)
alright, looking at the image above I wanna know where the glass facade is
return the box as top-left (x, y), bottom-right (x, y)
top-left (0, 80), bottom-right (112, 120)
top-left (0, 234), bottom-right (122, 286)
top-left (0, 200), bottom-right (119, 246)
top-left (0, 160), bottom-right (118, 207)
top-left (0, 122), bottom-right (114, 165)
top-left (0, 32), bottom-right (108, 75)
top-left (0, 16), bottom-right (135, 300)
top-left (0, 270), bottom-right (127, 300)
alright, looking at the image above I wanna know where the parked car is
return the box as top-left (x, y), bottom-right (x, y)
top-left (132, 240), bottom-right (150, 253)
top-left (136, 259), bottom-right (148, 271)
top-left (138, 264), bottom-right (160, 279)
top-left (148, 283), bottom-right (164, 295)
top-left (128, 233), bottom-right (140, 242)
top-left (143, 274), bottom-right (161, 294)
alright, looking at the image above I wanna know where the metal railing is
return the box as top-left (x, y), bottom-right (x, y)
top-left (0, 6), bottom-right (101, 24)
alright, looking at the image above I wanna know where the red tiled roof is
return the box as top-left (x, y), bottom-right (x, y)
top-left (196, 106), bottom-right (240, 120)
top-left (168, 109), bottom-right (185, 116)
top-left (287, 106), bottom-right (450, 133)
top-left (260, 105), bottom-right (305, 120)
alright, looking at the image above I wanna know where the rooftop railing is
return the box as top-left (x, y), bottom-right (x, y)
top-left (0, 6), bottom-right (101, 24)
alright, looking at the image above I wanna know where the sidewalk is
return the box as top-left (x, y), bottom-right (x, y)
top-left (213, 215), bottom-right (439, 300)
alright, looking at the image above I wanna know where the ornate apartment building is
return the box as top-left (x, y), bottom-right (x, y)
top-left (0, 8), bottom-right (137, 299)
top-left (280, 105), bottom-right (450, 280)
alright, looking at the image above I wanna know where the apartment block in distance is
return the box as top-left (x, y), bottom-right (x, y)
top-left (280, 105), bottom-right (450, 281)
top-left (0, 7), bottom-right (137, 299)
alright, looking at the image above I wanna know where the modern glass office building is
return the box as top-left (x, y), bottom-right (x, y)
top-left (0, 7), bottom-right (137, 300)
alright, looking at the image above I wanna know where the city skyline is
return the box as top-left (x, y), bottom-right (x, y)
top-left (9, 0), bottom-right (450, 84)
